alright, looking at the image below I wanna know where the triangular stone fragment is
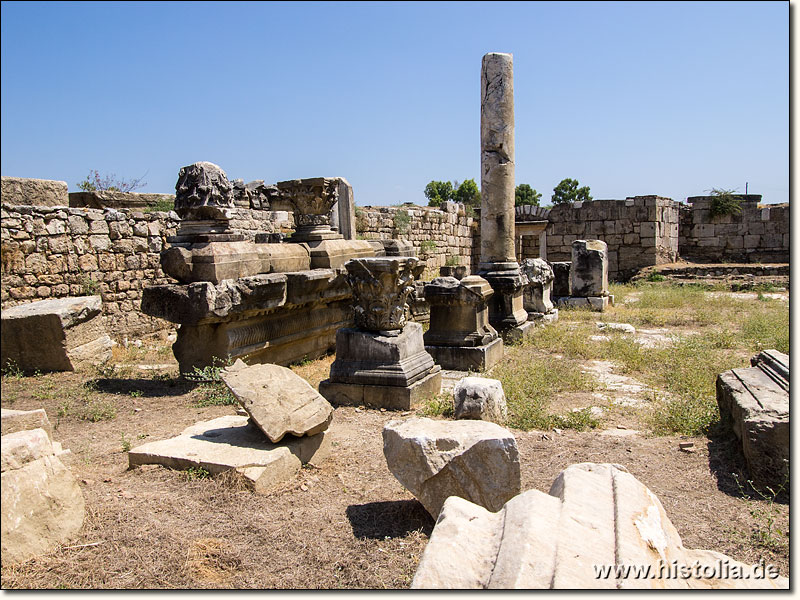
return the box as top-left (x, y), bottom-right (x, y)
top-left (221, 359), bottom-right (333, 442)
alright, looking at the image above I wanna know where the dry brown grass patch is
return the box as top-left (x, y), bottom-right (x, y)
top-left (185, 537), bottom-right (241, 585)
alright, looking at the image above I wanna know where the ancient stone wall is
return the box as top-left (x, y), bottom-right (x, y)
top-left (678, 196), bottom-right (789, 263)
top-left (356, 202), bottom-right (478, 278)
top-left (0, 204), bottom-right (287, 339)
top-left (544, 196), bottom-right (680, 281)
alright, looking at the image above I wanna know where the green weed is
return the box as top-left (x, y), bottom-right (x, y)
top-left (418, 394), bottom-right (454, 418)
top-left (185, 466), bottom-right (212, 481)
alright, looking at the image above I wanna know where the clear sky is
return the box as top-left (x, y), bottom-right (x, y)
top-left (0, 1), bottom-right (789, 206)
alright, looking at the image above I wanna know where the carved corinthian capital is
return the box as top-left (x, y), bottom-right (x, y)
top-left (345, 257), bottom-right (420, 331)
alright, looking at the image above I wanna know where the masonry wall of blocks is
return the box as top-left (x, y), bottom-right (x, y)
top-left (0, 177), bottom-right (789, 340)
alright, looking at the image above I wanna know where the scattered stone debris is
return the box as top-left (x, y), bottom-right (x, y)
top-left (411, 463), bottom-right (788, 589)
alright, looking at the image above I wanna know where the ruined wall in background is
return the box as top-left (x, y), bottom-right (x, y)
top-left (0, 204), bottom-right (288, 339)
top-left (545, 196), bottom-right (680, 282)
top-left (678, 196), bottom-right (789, 263)
top-left (357, 202), bottom-right (479, 278)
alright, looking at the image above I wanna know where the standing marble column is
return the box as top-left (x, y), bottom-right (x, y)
top-left (478, 53), bottom-right (529, 335)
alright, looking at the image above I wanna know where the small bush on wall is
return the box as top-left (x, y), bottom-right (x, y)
top-left (709, 188), bottom-right (743, 218)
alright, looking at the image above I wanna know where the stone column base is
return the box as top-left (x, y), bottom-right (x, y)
top-left (501, 320), bottom-right (537, 345)
top-left (425, 337), bottom-right (504, 372)
top-left (527, 309), bottom-right (559, 325)
top-left (319, 368), bottom-right (442, 411)
top-left (556, 296), bottom-right (614, 312)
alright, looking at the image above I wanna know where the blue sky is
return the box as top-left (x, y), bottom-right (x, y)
top-left (1, 1), bottom-right (789, 206)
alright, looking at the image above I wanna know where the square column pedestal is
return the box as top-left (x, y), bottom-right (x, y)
top-left (423, 275), bottom-right (504, 372)
top-left (319, 322), bottom-right (442, 410)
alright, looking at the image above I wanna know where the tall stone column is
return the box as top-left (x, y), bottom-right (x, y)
top-left (478, 53), bottom-right (528, 334)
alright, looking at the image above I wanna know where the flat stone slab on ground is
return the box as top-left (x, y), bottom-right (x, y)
top-left (221, 359), bottom-right (333, 442)
top-left (1, 295), bottom-right (112, 373)
top-left (383, 417), bottom-right (520, 518)
top-left (411, 462), bottom-right (788, 589)
top-left (128, 415), bottom-right (331, 494)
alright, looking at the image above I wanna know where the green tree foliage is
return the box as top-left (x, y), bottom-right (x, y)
top-left (709, 188), bottom-right (743, 218)
top-left (424, 180), bottom-right (455, 207)
top-left (515, 184), bottom-right (541, 206)
top-left (454, 178), bottom-right (481, 208)
top-left (551, 178), bottom-right (592, 205)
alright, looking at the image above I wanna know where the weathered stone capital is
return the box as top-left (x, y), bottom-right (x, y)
top-left (521, 258), bottom-right (554, 285)
top-left (345, 257), bottom-right (420, 331)
top-left (425, 275), bottom-right (494, 307)
top-left (276, 177), bottom-right (339, 222)
top-left (174, 161), bottom-right (235, 221)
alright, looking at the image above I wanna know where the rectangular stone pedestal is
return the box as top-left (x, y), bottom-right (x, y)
top-left (425, 337), bottom-right (504, 372)
top-left (502, 320), bottom-right (536, 345)
top-left (319, 369), bottom-right (442, 410)
top-left (556, 295), bottom-right (614, 312)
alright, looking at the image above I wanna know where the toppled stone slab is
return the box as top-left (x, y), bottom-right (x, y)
top-left (1, 296), bottom-right (113, 373)
top-left (1, 419), bottom-right (84, 566)
top-left (1, 408), bottom-right (53, 439)
top-left (453, 377), bottom-right (507, 424)
top-left (221, 359), bottom-right (333, 442)
top-left (128, 415), bottom-right (331, 494)
top-left (412, 463), bottom-right (788, 589)
top-left (717, 349), bottom-right (789, 489)
top-left (382, 417), bottom-right (520, 518)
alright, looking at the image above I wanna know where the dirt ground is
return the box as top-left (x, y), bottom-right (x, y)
top-left (0, 336), bottom-right (789, 589)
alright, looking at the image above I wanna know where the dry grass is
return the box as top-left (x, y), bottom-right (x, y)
top-left (0, 283), bottom-right (789, 588)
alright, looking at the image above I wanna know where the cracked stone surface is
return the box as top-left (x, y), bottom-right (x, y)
top-left (383, 417), bottom-right (520, 518)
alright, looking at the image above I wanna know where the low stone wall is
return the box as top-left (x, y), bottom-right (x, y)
top-left (545, 196), bottom-right (680, 281)
top-left (357, 202), bottom-right (478, 278)
top-left (0, 204), bottom-right (287, 339)
top-left (678, 196), bottom-right (789, 263)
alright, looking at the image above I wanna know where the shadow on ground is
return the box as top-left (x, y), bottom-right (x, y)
top-left (90, 377), bottom-right (195, 398)
top-left (346, 500), bottom-right (434, 539)
top-left (706, 427), bottom-right (788, 505)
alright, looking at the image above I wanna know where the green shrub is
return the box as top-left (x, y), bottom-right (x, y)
top-left (709, 188), bottom-right (743, 218)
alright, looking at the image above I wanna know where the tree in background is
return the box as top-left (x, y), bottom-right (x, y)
top-left (424, 180), bottom-right (455, 207)
top-left (454, 178), bottom-right (481, 208)
top-left (77, 170), bottom-right (147, 193)
top-left (551, 178), bottom-right (592, 205)
top-left (514, 183), bottom-right (541, 206)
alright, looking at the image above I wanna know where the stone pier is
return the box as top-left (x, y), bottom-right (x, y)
top-left (319, 258), bottom-right (441, 410)
top-left (478, 52), bottom-right (530, 341)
